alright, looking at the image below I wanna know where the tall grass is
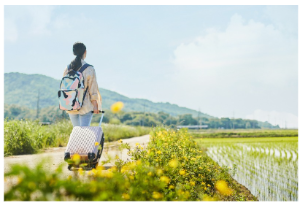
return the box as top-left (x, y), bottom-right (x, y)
top-left (4, 119), bottom-right (151, 156)
top-left (99, 123), bottom-right (151, 142)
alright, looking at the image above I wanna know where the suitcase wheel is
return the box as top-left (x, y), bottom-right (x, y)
top-left (92, 162), bottom-right (99, 169)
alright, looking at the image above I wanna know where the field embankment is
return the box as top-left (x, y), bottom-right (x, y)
top-left (190, 129), bottom-right (298, 138)
top-left (4, 119), bottom-right (150, 156)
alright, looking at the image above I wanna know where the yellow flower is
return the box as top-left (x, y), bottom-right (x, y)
top-left (160, 176), bottom-right (170, 184)
top-left (179, 170), bottom-right (186, 175)
top-left (121, 166), bottom-right (129, 173)
top-left (184, 191), bottom-right (190, 198)
top-left (119, 139), bottom-right (123, 143)
top-left (201, 182), bottom-right (205, 185)
top-left (168, 159), bottom-right (178, 168)
top-left (203, 195), bottom-right (216, 201)
top-left (105, 171), bottom-right (114, 178)
top-left (136, 142), bottom-right (140, 146)
top-left (95, 142), bottom-right (99, 146)
top-left (111, 101), bottom-right (124, 113)
top-left (152, 192), bottom-right (163, 199)
top-left (96, 165), bottom-right (105, 171)
top-left (78, 167), bottom-right (84, 175)
top-left (122, 193), bottom-right (130, 200)
top-left (72, 153), bottom-right (80, 165)
top-left (111, 166), bottom-right (118, 172)
top-left (190, 181), bottom-right (195, 186)
top-left (156, 169), bottom-right (163, 176)
top-left (17, 177), bottom-right (23, 184)
top-left (92, 168), bottom-right (97, 175)
top-left (169, 185), bottom-right (175, 189)
top-left (215, 180), bottom-right (233, 196)
top-left (156, 150), bottom-right (162, 154)
top-left (147, 172), bottom-right (153, 176)
top-left (128, 162), bottom-right (136, 169)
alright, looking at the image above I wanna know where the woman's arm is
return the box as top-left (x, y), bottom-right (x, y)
top-left (88, 67), bottom-right (102, 114)
top-left (91, 100), bottom-right (99, 114)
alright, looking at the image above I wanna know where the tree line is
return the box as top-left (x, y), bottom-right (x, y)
top-left (4, 104), bottom-right (279, 129)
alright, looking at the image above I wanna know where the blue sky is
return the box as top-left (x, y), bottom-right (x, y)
top-left (4, 5), bottom-right (298, 127)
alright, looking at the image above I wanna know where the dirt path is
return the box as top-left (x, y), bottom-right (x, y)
top-left (4, 135), bottom-right (150, 192)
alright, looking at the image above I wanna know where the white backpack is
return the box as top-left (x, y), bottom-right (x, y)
top-left (58, 63), bottom-right (91, 111)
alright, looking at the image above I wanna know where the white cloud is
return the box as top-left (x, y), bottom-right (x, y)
top-left (245, 109), bottom-right (298, 129)
top-left (4, 6), bottom-right (95, 42)
top-left (170, 12), bottom-right (297, 118)
top-left (4, 6), bottom-right (56, 42)
top-left (172, 13), bottom-right (297, 87)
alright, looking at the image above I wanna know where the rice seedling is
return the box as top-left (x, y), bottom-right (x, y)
top-left (196, 137), bottom-right (298, 201)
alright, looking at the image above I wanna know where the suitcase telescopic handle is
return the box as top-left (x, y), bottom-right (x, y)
top-left (91, 111), bottom-right (105, 127)
top-left (91, 110), bottom-right (105, 113)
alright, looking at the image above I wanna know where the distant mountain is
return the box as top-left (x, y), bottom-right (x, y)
top-left (4, 72), bottom-right (213, 118)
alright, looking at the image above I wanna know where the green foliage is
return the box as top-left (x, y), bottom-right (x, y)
top-left (4, 120), bottom-right (36, 155)
top-left (4, 128), bottom-right (257, 201)
top-left (6, 103), bottom-right (278, 129)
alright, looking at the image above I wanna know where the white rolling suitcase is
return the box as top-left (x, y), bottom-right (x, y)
top-left (64, 111), bottom-right (105, 170)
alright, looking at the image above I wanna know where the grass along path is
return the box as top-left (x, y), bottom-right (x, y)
top-left (4, 119), bottom-right (150, 156)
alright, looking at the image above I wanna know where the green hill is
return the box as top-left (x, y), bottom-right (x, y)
top-left (4, 72), bottom-right (212, 118)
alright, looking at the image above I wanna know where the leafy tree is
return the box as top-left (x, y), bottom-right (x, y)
top-left (178, 114), bottom-right (197, 125)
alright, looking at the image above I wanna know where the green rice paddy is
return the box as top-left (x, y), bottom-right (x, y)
top-left (195, 136), bottom-right (298, 201)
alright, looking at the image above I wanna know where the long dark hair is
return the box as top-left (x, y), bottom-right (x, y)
top-left (70, 42), bottom-right (86, 71)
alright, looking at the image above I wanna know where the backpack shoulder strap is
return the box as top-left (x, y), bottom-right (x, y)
top-left (79, 63), bottom-right (93, 73)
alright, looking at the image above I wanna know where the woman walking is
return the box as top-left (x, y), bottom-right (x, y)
top-left (60, 42), bottom-right (102, 126)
